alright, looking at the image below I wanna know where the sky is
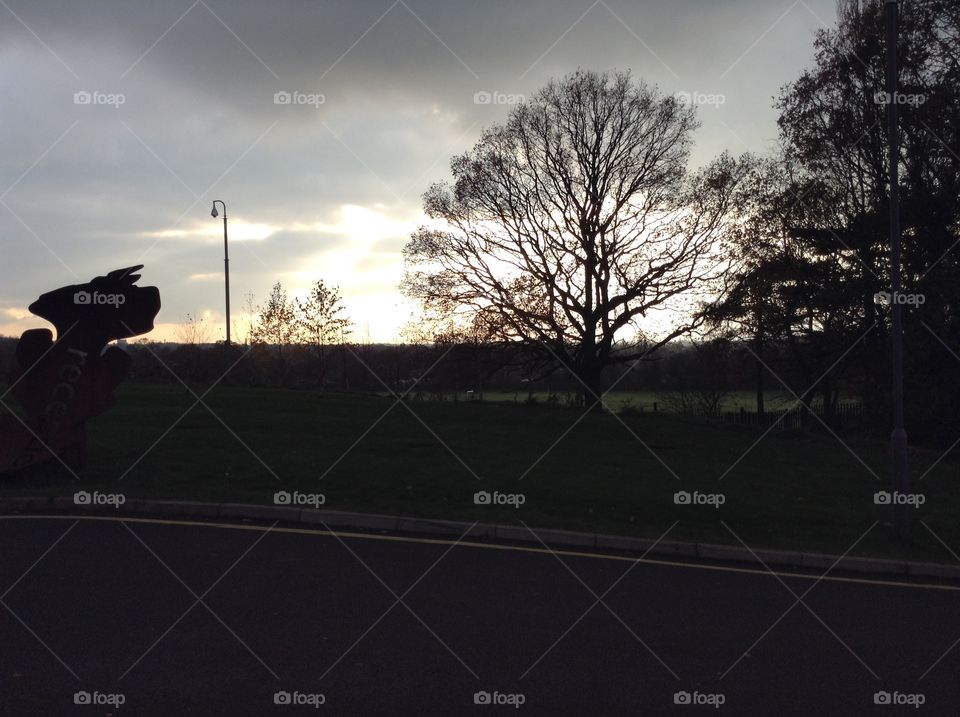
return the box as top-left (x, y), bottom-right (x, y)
top-left (0, 0), bottom-right (839, 343)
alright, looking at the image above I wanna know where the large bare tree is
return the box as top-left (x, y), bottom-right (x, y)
top-left (402, 70), bottom-right (750, 402)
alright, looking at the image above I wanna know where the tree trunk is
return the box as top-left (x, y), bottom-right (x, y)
top-left (577, 360), bottom-right (604, 411)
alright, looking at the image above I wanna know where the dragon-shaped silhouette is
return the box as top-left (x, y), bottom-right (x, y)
top-left (0, 266), bottom-right (160, 473)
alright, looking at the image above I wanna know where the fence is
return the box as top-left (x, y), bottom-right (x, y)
top-left (720, 401), bottom-right (863, 430)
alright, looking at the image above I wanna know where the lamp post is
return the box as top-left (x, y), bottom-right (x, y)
top-left (211, 200), bottom-right (231, 347)
top-left (884, 0), bottom-right (909, 541)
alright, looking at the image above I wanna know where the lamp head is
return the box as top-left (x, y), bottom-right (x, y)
top-left (211, 203), bottom-right (219, 218)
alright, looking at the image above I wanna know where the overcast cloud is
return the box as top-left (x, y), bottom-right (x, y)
top-left (0, 0), bottom-right (836, 341)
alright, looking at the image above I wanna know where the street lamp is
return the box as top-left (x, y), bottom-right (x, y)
top-left (884, 0), bottom-right (909, 541)
top-left (211, 200), bottom-right (231, 347)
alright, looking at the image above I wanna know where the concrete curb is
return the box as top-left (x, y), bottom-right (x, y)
top-left (2, 496), bottom-right (958, 581)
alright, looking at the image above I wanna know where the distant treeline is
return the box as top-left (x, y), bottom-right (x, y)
top-left (2, 333), bottom-right (951, 445)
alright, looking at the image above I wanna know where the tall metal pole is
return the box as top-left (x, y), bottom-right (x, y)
top-left (212, 200), bottom-right (231, 347)
top-left (885, 0), bottom-right (909, 541)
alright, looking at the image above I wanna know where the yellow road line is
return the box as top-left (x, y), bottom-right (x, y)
top-left (3, 513), bottom-right (958, 593)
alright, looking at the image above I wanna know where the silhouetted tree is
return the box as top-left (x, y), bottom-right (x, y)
top-left (251, 282), bottom-right (297, 384)
top-left (175, 312), bottom-right (213, 346)
top-left (708, 0), bottom-right (959, 439)
top-left (403, 70), bottom-right (751, 406)
top-left (296, 279), bottom-right (351, 386)
top-left (700, 158), bottom-right (786, 416)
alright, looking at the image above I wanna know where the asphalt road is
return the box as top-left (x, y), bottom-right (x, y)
top-left (1, 515), bottom-right (958, 716)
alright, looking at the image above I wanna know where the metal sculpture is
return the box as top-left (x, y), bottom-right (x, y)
top-left (0, 266), bottom-right (160, 473)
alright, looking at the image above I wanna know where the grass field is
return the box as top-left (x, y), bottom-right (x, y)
top-left (377, 389), bottom-right (842, 413)
top-left (1, 382), bottom-right (956, 564)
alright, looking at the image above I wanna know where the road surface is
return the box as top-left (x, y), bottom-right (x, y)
top-left (1, 515), bottom-right (957, 715)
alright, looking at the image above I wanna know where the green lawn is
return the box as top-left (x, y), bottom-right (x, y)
top-left (388, 389), bottom-right (853, 413)
top-left (1, 383), bottom-right (956, 564)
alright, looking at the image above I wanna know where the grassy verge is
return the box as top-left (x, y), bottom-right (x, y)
top-left (1, 383), bottom-right (957, 564)
top-left (374, 389), bottom-right (851, 413)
